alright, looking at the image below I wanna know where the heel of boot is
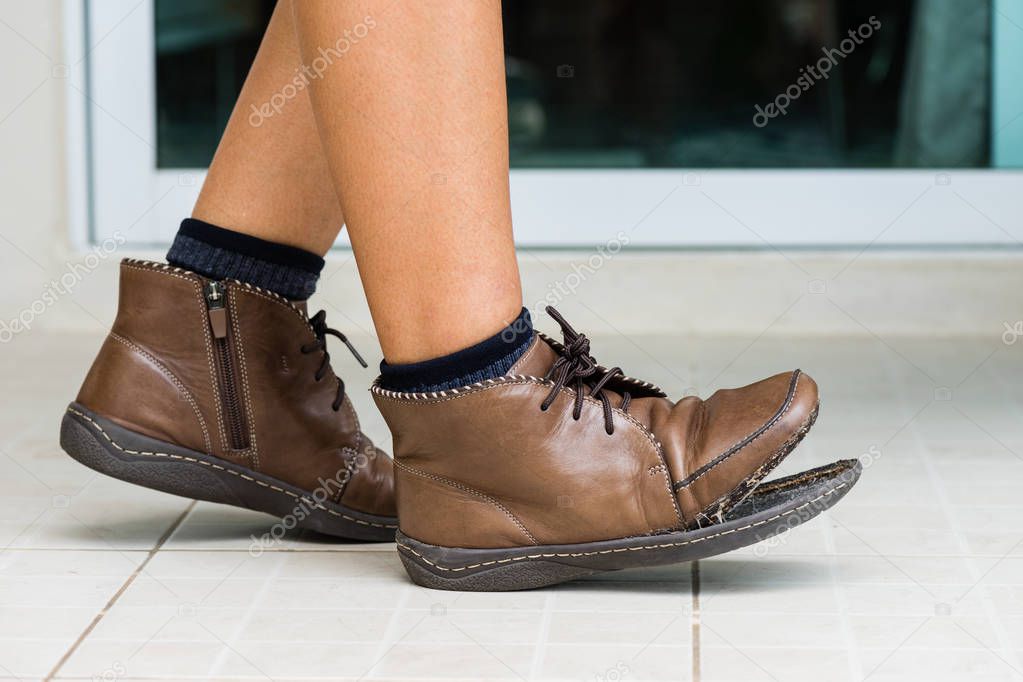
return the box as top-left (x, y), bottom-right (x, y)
top-left (60, 403), bottom-right (242, 505)
top-left (61, 403), bottom-right (397, 541)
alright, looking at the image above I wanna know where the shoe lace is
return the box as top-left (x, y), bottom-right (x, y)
top-left (301, 310), bottom-right (367, 411)
top-left (541, 306), bottom-right (631, 435)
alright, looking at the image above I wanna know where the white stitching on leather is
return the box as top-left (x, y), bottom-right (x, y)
top-left (371, 377), bottom-right (658, 442)
top-left (67, 406), bottom-right (397, 530)
top-left (124, 259), bottom-right (314, 335)
top-left (330, 398), bottom-right (364, 505)
top-left (124, 258), bottom-right (306, 312)
top-left (372, 375), bottom-right (536, 402)
top-left (108, 333), bottom-right (212, 453)
top-left (228, 289), bottom-right (259, 468)
top-left (370, 378), bottom-right (665, 448)
top-left (344, 396), bottom-right (363, 461)
top-left (122, 260), bottom-right (194, 284)
top-left (507, 336), bottom-right (540, 374)
top-left (675, 372), bottom-right (804, 492)
top-left (535, 332), bottom-right (665, 394)
top-left (234, 284), bottom-right (311, 327)
top-left (397, 482), bottom-right (848, 573)
top-left (193, 277), bottom-right (228, 453)
top-left (372, 377), bottom-right (686, 530)
top-left (394, 460), bottom-right (539, 545)
top-left (699, 403), bottom-right (819, 526)
top-left (121, 262), bottom-right (228, 451)
top-left (333, 447), bottom-right (358, 503)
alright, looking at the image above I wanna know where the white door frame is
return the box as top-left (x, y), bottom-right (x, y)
top-left (70, 0), bottom-right (1023, 250)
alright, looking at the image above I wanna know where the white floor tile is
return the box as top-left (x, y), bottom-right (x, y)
top-left (0, 550), bottom-right (145, 678)
top-left (4, 331), bottom-right (1022, 679)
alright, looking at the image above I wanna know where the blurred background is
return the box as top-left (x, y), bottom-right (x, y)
top-left (2, 2), bottom-right (1023, 679)
top-left (157, 0), bottom-right (993, 169)
top-left (2, 0), bottom-right (1021, 339)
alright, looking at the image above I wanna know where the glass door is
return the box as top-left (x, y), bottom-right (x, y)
top-left (79, 0), bottom-right (1023, 247)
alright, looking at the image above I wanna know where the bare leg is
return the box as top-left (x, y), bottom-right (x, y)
top-left (193, 1), bottom-right (342, 255)
top-left (291, 0), bottom-right (522, 363)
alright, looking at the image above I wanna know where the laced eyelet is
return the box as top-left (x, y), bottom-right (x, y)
top-left (539, 306), bottom-right (632, 436)
top-left (302, 309), bottom-right (367, 410)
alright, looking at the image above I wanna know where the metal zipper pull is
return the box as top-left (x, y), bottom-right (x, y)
top-left (204, 281), bottom-right (228, 339)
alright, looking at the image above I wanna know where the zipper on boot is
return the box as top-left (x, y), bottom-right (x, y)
top-left (204, 281), bottom-right (250, 450)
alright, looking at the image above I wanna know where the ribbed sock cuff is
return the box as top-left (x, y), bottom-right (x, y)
top-left (166, 218), bottom-right (325, 300)
top-left (379, 308), bottom-right (534, 392)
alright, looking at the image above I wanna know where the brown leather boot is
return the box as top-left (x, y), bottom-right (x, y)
top-left (374, 307), bottom-right (861, 589)
top-left (60, 259), bottom-right (397, 541)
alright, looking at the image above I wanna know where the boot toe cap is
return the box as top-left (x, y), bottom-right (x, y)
top-left (676, 369), bottom-right (819, 523)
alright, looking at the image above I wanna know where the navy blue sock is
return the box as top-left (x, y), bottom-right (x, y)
top-left (379, 308), bottom-right (534, 392)
top-left (166, 218), bottom-right (324, 300)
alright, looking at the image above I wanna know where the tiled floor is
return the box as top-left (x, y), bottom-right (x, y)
top-left (2, 329), bottom-right (1022, 681)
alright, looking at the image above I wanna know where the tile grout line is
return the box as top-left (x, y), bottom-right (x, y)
top-left (0, 547), bottom-right (401, 553)
top-left (905, 365), bottom-right (1023, 677)
top-left (527, 590), bottom-right (553, 680)
top-left (689, 376), bottom-right (702, 682)
top-left (359, 581), bottom-right (414, 679)
top-left (205, 551), bottom-right (285, 678)
top-left (812, 437), bottom-right (865, 682)
top-left (690, 560), bottom-right (701, 682)
top-left (884, 351), bottom-right (1023, 676)
top-left (43, 501), bottom-right (196, 682)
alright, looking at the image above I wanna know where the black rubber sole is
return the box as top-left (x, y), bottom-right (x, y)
top-left (60, 402), bottom-right (397, 542)
top-left (397, 459), bottom-right (862, 590)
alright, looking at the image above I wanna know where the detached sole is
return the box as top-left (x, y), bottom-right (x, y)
top-left (60, 402), bottom-right (397, 542)
top-left (397, 459), bottom-right (861, 591)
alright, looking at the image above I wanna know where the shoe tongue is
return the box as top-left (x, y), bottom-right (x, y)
top-left (511, 333), bottom-right (668, 399)
top-left (509, 334), bottom-right (635, 410)
top-left (293, 300), bottom-right (308, 316)
top-left (506, 334), bottom-right (559, 377)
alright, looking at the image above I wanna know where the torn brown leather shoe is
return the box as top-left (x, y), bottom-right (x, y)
top-left (374, 307), bottom-right (861, 589)
top-left (60, 259), bottom-right (397, 541)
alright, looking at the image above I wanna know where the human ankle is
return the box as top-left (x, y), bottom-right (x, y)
top-left (378, 308), bottom-right (534, 392)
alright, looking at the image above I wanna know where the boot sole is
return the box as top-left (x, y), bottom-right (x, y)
top-left (60, 402), bottom-right (397, 542)
top-left (396, 459), bottom-right (861, 590)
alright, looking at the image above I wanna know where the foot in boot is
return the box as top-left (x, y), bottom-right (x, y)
top-left (60, 259), bottom-right (397, 541)
top-left (374, 306), bottom-right (861, 589)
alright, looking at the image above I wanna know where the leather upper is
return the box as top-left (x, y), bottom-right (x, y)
top-left (76, 259), bottom-right (395, 517)
top-left (374, 332), bottom-right (818, 548)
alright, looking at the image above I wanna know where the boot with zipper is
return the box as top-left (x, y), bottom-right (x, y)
top-left (374, 307), bottom-right (862, 590)
top-left (60, 258), bottom-right (397, 541)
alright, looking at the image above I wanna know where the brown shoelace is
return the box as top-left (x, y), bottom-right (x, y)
top-left (302, 310), bottom-right (367, 411)
top-left (541, 306), bottom-right (631, 435)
